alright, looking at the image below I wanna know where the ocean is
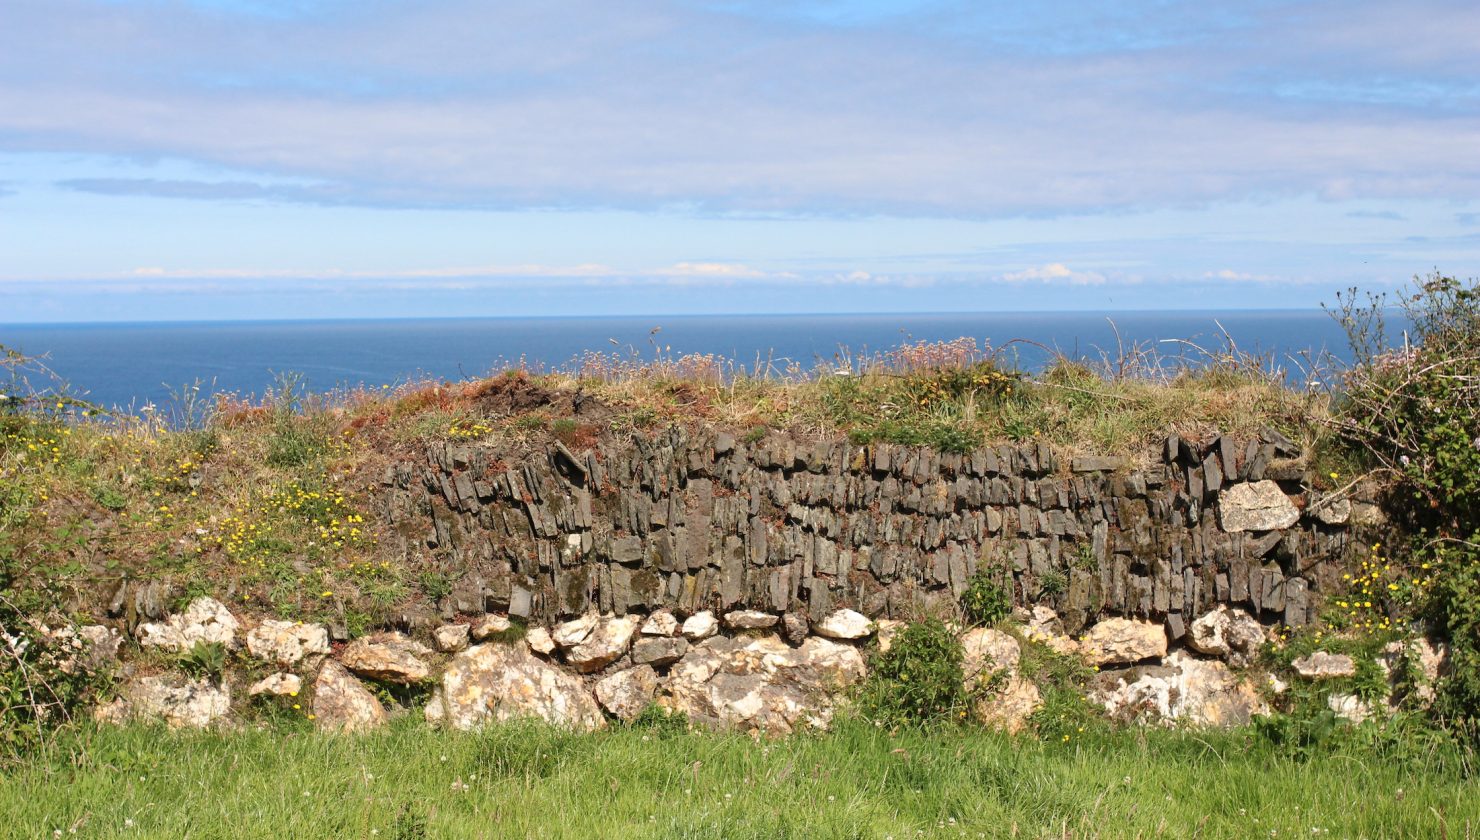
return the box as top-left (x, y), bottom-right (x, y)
top-left (1, 310), bottom-right (1358, 412)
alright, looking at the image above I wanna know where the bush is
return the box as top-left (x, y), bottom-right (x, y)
top-left (176, 641), bottom-right (227, 682)
top-left (0, 594), bottom-right (108, 762)
top-left (859, 619), bottom-right (970, 726)
top-left (1331, 273), bottom-right (1480, 741)
top-left (960, 571), bottom-right (1011, 626)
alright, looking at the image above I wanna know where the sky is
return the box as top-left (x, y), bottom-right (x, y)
top-left (2, 0), bottom-right (1479, 322)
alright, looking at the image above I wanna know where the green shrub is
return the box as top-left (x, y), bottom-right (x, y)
top-left (177, 641), bottom-right (227, 682)
top-left (859, 619), bottom-right (969, 726)
top-left (1331, 273), bottom-right (1480, 741)
top-left (1018, 634), bottom-right (1104, 741)
top-left (1037, 569), bottom-right (1067, 598)
top-left (628, 703), bottom-right (690, 737)
top-left (265, 417), bottom-right (327, 468)
top-left (0, 573), bottom-right (110, 761)
top-left (418, 570), bottom-right (453, 603)
top-left (960, 570), bottom-right (1011, 626)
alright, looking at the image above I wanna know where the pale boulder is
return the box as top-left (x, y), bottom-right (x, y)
top-left (723, 610), bottom-right (779, 630)
top-left (553, 614), bottom-right (599, 648)
top-left (340, 633), bottom-right (433, 684)
top-left (1023, 607), bottom-right (1081, 658)
top-left (313, 660), bottom-right (387, 733)
top-left (95, 675), bottom-right (231, 729)
top-left (433, 624), bottom-right (471, 653)
top-left (662, 635), bottom-right (866, 734)
top-left (526, 627), bottom-right (557, 656)
top-left (975, 676), bottom-right (1042, 735)
top-left (1328, 692), bottom-right (1375, 724)
top-left (812, 609), bottom-right (873, 640)
top-left (681, 611), bottom-right (719, 640)
top-left (136, 597), bottom-right (239, 652)
top-left (569, 615), bottom-right (640, 673)
top-left (961, 627), bottom-right (1021, 688)
top-left (1091, 652), bottom-right (1267, 727)
top-left (1291, 651), bottom-right (1357, 680)
top-left (249, 672), bottom-right (302, 697)
top-left (594, 665), bottom-right (660, 721)
top-left (1187, 606), bottom-right (1265, 667)
top-left (874, 619), bottom-right (907, 653)
top-left (1219, 480), bottom-right (1299, 533)
top-left (1082, 618), bottom-right (1167, 666)
top-left (436, 642), bottom-right (604, 731)
top-left (245, 619), bottom-right (330, 667)
top-left (641, 610), bottom-right (679, 637)
top-left (470, 614), bottom-right (513, 641)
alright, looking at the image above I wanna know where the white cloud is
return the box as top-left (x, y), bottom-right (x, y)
top-left (1000, 263), bottom-right (1106, 285)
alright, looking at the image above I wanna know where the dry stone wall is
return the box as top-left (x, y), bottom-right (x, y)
top-left (380, 427), bottom-right (1367, 638)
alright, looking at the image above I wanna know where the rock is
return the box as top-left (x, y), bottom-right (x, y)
top-left (1091, 652), bottom-right (1267, 727)
top-left (75, 624), bottom-right (121, 673)
top-left (958, 627), bottom-right (1040, 733)
top-left (632, 636), bottom-right (689, 667)
top-left (723, 610), bottom-right (779, 630)
top-left (1350, 502), bottom-right (1387, 527)
top-left (1022, 607), bottom-right (1080, 658)
top-left (553, 614), bottom-right (599, 648)
top-left (313, 660), bottom-right (387, 733)
top-left (1310, 497), bottom-right (1351, 525)
top-left (1291, 651), bottom-right (1357, 679)
top-left (436, 642), bottom-right (604, 731)
top-left (131, 580), bottom-right (173, 622)
top-left (470, 614), bottom-right (513, 641)
top-left (1218, 481), bottom-right (1299, 533)
top-left (424, 688), bottom-right (446, 726)
top-left (47, 624), bottom-right (121, 675)
top-left (136, 597), bottom-right (239, 653)
top-left (681, 611), bottom-right (719, 640)
top-left (975, 675), bottom-right (1041, 734)
top-left (1414, 638), bottom-right (1450, 694)
top-left (249, 672), bottom-right (302, 697)
top-left (1328, 692), bottom-right (1374, 724)
top-left (782, 612), bottom-right (809, 646)
top-left (640, 611), bottom-right (679, 637)
top-left (594, 665), bottom-right (660, 721)
top-left (1377, 637), bottom-right (1450, 707)
top-left (569, 615), bottom-right (640, 673)
top-left (1082, 618), bottom-right (1167, 666)
top-left (874, 619), bottom-right (907, 653)
top-left (1187, 606), bottom-right (1265, 667)
top-left (340, 633), bottom-right (433, 684)
top-left (95, 675), bottom-right (231, 729)
top-left (1025, 605), bottom-right (1063, 636)
top-left (662, 635), bottom-right (866, 734)
top-left (434, 624), bottom-right (471, 653)
top-left (961, 627), bottom-right (1021, 689)
top-left (245, 619), bottom-right (330, 667)
top-left (526, 627), bottom-right (557, 656)
top-left (812, 609), bottom-right (873, 640)
top-left (1167, 653), bottom-right (1269, 727)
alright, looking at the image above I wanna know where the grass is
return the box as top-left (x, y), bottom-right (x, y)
top-left (5, 718), bottom-right (1475, 839)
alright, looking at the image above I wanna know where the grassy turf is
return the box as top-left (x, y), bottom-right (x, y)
top-left (5, 718), bottom-right (1474, 839)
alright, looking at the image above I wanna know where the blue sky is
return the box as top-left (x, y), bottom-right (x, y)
top-left (2, 0), bottom-right (1479, 322)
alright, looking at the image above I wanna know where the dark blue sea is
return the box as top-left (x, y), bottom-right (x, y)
top-left (2, 311), bottom-right (1361, 412)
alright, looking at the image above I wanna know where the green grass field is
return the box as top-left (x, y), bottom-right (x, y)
top-left (5, 718), bottom-right (1475, 839)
